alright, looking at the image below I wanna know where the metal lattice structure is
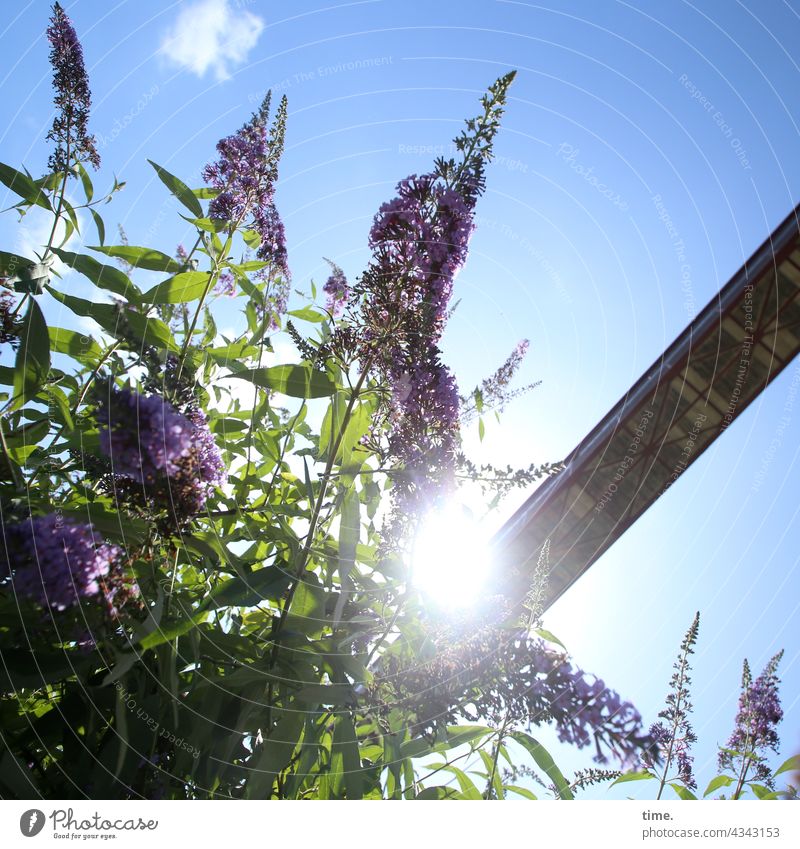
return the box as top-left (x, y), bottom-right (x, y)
top-left (493, 203), bottom-right (800, 611)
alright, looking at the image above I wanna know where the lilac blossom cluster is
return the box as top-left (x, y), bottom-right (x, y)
top-left (460, 339), bottom-right (535, 423)
top-left (1, 288), bottom-right (18, 345)
top-left (361, 173), bottom-right (477, 541)
top-left (641, 612), bottom-right (699, 791)
top-left (719, 652), bottom-right (784, 788)
top-left (214, 270), bottom-right (236, 298)
top-left (353, 74), bottom-right (516, 547)
top-left (385, 356), bottom-right (461, 527)
top-left (522, 640), bottom-right (650, 768)
top-left (46, 3), bottom-right (99, 173)
top-left (322, 259), bottom-right (349, 316)
top-left (366, 174), bottom-right (474, 341)
top-left (97, 387), bottom-right (195, 484)
top-left (1, 515), bottom-right (120, 611)
top-left (203, 93), bottom-right (290, 324)
top-left (174, 408), bottom-right (228, 516)
top-left (96, 387), bottom-right (226, 519)
top-left (375, 616), bottom-right (652, 768)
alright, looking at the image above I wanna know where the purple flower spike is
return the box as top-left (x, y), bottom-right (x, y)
top-left (719, 652), bottom-right (784, 789)
top-left (203, 93), bottom-right (290, 285)
top-left (322, 259), bottom-right (349, 316)
top-left (1, 515), bottom-right (120, 611)
top-left (177, 408), bottom-right (228, 515)
top-left (95, 388), bottom-right (226, 520)
top-left (46, 3), bottom-right (99, 172)
top-left (97, 387), bottom-right (194, 484)
top-left (1, 289), bottom-right (19, 345)
top-left (640, 612), bottom-right (700, 793)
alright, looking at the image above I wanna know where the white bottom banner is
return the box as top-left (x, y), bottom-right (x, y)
top-left (0, 800), bottom-right (798, 848)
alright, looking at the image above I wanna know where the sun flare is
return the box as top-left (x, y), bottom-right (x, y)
top-left (411, 504), bottom-right (493, 608)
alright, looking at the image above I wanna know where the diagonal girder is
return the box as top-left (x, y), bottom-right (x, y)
top-left (492, 204), bottom-right (800, 613)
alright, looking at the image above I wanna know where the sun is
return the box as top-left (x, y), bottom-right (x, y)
top-left (410, 503), bottom-right (493, 608)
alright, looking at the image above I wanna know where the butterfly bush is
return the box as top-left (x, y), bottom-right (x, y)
top-left (322, 259), bottom-right (349, 316)
top-left (719, 652), bottom-right (784, 790)
top-left (0, 7), bottom-right (668, 800)
top-left (1, 515), bottom-right (120, 611)
top-left (0, 288), bottom-right (18, 345)
top-left (46, 2), bottom-right (99, 172)
top-left (203, 92), bottom-right (290, 323)
top-left (96, 387), bottom-right (226, 519)
top-left (350, 77), bottom-right (516, 547)
top-left (632, 616), bottom-right (789, 800)
top-left (641, 612), bottom-right (699, 793)
top-left (97, 387), bottom-right (195, 484)
top-left (374, 611), bottom-right (652, 770)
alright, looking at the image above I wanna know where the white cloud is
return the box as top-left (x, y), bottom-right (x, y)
top-left (159, 0), bottom-right (265, 82)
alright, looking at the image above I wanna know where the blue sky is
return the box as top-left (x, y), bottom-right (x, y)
top-left (2, 0), bottom-right (800, 799)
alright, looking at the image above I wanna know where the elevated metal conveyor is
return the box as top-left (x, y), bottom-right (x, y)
top-left (493, 204), bottom-right (800, 611)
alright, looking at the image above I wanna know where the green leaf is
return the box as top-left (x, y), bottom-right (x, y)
top-left (319, 395), bottom-right (372, 465)
top-left (510, 731), bottom-right (573, 800)
top-left (140, 271), bottom-right (211, 304)
top-left (242, 228), bottom-right (261, 249)
top-left (532, 628), bottom-right (567, 650)
top-left (206, 340), bottom-right (260, 365)
top-left (332, 489), bottom-right (359, 627)
top-left (0, 161), bottom-right (51, 209)
top-left (1, 251), bottom-right (50, 294)
top-left (208, 417), bottom-right (248, 435)
top-left (138, 567), bottom-right (289, 651)
top-left (48, 326), bottom-right (103, 363)
top-left (0, 250), bottom-right (35, 277)
top-left (192, 187), bottom-right (220, 199)
top-left (283, 718), bottom-right (322, 799)
top-left (227, 364), bottom-right (335, 399)
top-left (400, 725), bottom-right (492, 760)
top-left (2, 419), bottom-right (49, 465)
top-left (505, 785), bottom-right (538, 800)
top-left (774, 754), bottom-right (800, 777)
top-left (245, 710), bottom-right (304, 800)
top-left (148, 160), bottom-right (203, 216)
top-left (295, 684), bottom-right (354, 705)
top-left (89, 244), bottom-right (184, 273)
top-left (180, 215), bottom-right (228, 234)
top-left (44, 384), bottom-right (74, 430)
top-left (122, 308), bottom-right (177, 351)
top-left (2, 419), bottom-right (49, 449)
top-left (205, 566), bottom-right (292, 610)
top-left (415, 786), bottom-right (461, 800)
top-left (703, 774), bottom-right (734, 797)
top-left (89, 208), bottom-right (105, 245)
top-left (46, 286), bottom-right (178, 352)
top-left (478, 749), bottom-right (504, 800)
top-left (332, 713), bottom-right (363, 799)
top-left (288, 307), bottom-right (327, 323)
top-left (59, 507), bottom-right (147, 546)
top-left (669, 783), bottom-right (697, 800)
top-left (748, 783), bottom-right (779, 800)
top-left (75, 161), bottom-right (93, 202)
top-left (230, 260), bottom-right (269, 272)
top-left (478, 417), bottom-right (485, 442)
top-left (13, 299), bottom-right (50, 409)
top-left (113, 684), bottom-right (129, 777)
top-left (610, 770), bottom-right (655, 788)
top-left (50, 248), bottom-right (139, 301)
top-left (437, 765), bottom-right (482, 799)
